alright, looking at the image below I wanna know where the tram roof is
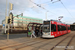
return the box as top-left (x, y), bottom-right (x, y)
top-left (44, 19), bottom-right (70, 25)
top-left (44, 20), bottom-right (62, 23)
top-left (51, 20), bottom-right (62, 23)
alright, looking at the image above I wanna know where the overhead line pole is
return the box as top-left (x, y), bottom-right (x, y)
top-left (7, 3), bottom-right (13, 41)
top-left (46, 11), bottom-right (47, 20)
top-left (5, 0), bottom-right (7, 34)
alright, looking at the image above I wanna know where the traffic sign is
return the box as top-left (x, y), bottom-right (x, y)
top-left (3, 24), bottom-right (5, 26)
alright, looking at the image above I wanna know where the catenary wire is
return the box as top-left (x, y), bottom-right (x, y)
top-left (29, 0), bottom-right (59, 16)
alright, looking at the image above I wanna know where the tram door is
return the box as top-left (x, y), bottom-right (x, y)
top-left (51, 24), bottom-right (57, 37)
top-left (57, 25), bottom-right (62, 36)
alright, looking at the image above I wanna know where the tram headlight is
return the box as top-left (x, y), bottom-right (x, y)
top-left (48, 33), bottom-right (50, 35)
top-left (43, 32), bottom-right (45, 34)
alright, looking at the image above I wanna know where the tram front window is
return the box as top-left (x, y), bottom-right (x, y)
top-left (43, 25), bottom-right (50, 32)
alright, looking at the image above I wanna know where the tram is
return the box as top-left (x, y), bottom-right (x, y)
top-left (42, 20), bottom-right (71, 38)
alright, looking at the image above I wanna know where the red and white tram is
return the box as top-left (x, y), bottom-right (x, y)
top-left (42, 20), bottom-right (71, 38)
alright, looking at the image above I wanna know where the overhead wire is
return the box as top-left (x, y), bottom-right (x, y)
top-left (30, 0), bottom-right (74, 23)
top-left (38, 0), bottom-right (52, 4)
top-left (59, 0), bottom-right (74, 18)
top-left (29, 0), bottom-right (59, 16)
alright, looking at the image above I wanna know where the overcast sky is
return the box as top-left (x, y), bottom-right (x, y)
top-left (0, 0), bottom-right (75, 24)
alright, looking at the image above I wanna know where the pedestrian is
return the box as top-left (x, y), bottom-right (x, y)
top-left (36, 28), bottom-right (39, 37)
top-left (41, 29), bottom-right (43, 36)
top-left (31, 29), bottom-right (36, 38)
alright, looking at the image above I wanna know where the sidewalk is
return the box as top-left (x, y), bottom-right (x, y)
top-left (0, 33), bottom-right (27, 35)
top-left (0, 33), bottom-right (4, 35)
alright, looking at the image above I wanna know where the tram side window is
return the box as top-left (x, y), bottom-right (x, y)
top-left (65, 26), bottom-right (66, 30)
top-left (58, 25), bottom-right (66, 31)
top-left (61, 26), bottom-right (66, 31)
top-left (51, 24), bottom-right (56, 32)
top-left (68, 27), bottom-right (70, 30)
top-left (57, 25), bottom-right (62, 31)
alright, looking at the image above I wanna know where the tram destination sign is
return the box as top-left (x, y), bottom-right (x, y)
top-left (44, 21), bottom-right (50, 25)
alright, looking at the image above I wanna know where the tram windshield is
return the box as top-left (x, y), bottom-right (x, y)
top-left (43, 25), bottom-right (50, 32)
top-left (43, 21), bottom-right (50, 32)
top-left (43, 21), bottom-right (56, 32)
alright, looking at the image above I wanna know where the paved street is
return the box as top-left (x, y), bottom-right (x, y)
top-left (0, 33), bottom-right (27, 40)
top-left (0, 31), bottom-right (75, 50)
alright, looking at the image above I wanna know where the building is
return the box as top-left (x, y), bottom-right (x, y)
top-left (13, 15), bottom-right (43, 30)
top-left (0, 24), bottom-right (3, 34)
top-left (2, 15), bottom-right (43, 33)
top-left (70, 23), bottom-right (75, 31)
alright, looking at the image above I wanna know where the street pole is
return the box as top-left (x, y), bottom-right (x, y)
top-left (9, 3), bottom-right (11, 16)
top-left (7, 3), bottom-right (11, 41)
top-left (46, 11), bottom-right (47, 20)
top-left (7, 3), bottom-right (13, 41)
top-left (7, 3), bottom-right (10, 41)
top-left (5, 0), bottom-right (7, 34)
top-left (7, 24), bottom-right (9, 41)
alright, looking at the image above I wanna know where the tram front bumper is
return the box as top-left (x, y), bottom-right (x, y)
top-left (42, 35), bottom-right (54, 38)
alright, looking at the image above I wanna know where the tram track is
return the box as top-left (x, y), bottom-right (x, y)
top-left (15, 38), bottom-right (54, 50)
top-left (31, 39), bottom-right (56, 50)
top-left (1, 35), bottom-right (65, 50)
top-left (0, 38), bottom-right (45, 50)
top-left (65, 35), bottom-right (75, 50)
top-left (30, 33), bottom-right (71, 50)
top-left (0, 38), bottom-right (32, 47)
top-left (50, 33), bottom-right (75, 50)
top-left (0, 38), bottom-right (48, 50)
top-left (15, 33), bottom-right (71, 50)
top-left (0, 33), bottom-right (73, 50)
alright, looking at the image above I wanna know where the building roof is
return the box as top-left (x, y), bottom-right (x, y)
top-left (14, 15), bottom-right (43, 20)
